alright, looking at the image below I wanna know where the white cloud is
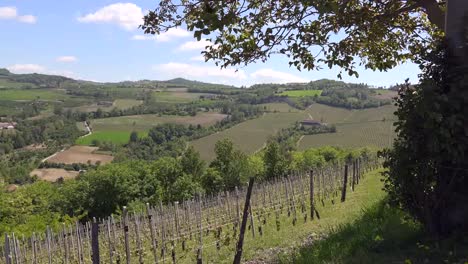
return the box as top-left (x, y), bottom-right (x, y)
top-left (17, 15), bottom-right (36, 24)
top-left (250, 68), bottom-right (308, 83)
top-left (153, 62), bottom-right (246, 80)
top-left (132, 28), bottom-right (191, 42)
top-left (56, 56), bottom-right (78, 63)
top-left (77, 3), bottom-right (144, 31)
top-left (7, 64), bottom-right (46, 74)
top-left (0, 7), bottom-right (17, 19)
top-left (190, 55), bottom-right (206, 62)
top-left (178, 39), bottom-right (213, 51)
top-left (0, 7), bottom-right (37, 24)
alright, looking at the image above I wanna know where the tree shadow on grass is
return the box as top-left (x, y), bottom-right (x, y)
top-left (279, 200), bottom-right (468, 264)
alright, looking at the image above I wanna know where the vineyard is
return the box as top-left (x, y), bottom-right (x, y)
top-left (1, 157), bottom-right (382, 264)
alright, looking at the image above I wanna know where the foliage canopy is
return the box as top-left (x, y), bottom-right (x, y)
top-left (142, 0), bottom-right (444, 77)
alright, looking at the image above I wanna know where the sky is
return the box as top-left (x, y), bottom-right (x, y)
top-left (0, 1), bottom-right (421, 87)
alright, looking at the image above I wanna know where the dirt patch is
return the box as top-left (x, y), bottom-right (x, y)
top-left (46, 146), bottom-right (113, 165)
top-left (30, 168), bottom-right (79, 182)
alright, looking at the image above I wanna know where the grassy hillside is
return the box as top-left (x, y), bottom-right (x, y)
top-left (194, 169), bottom-right (386, 263)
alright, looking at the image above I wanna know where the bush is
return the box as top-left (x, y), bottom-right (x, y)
top-left (382, 40), bottom-right (468, 236)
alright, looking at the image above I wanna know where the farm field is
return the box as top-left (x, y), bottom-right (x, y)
top-left (76, 112), bottom-right (227, 145)
top-left (0, 89), bottom-right (67, 101)
top-left (71, 99), bottom-right (143, 112)
top-left (191, 104), bottom-right (396, 161)
top-left (76, 131), bottom-right (147, 145)
top-left (89, 112), bottom-right (227, 132)
top-left (152, 91), bottom-right (215, 103)
top-left (279, 89), bottom-right (322, 97)
top-left (298, 104), bottom-right (396, 149)
top-left (44, 146), bottom-right (113, 165)
top-left (190, 112), bottom-right (308, 161)
top-left (258, 103), bottom-right (300, 112)
top-left (372, 89), bottom-right (398, 100)
top-left (30, 168), bottom-right (79, 182)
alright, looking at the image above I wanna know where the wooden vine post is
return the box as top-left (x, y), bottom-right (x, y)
top-left (309, 170), bottom-right (315, 220)
top-left (123, 207), bottom-right (131, 264)
top-left (4, 234), bottom-right (12, 264)
top-left (341, 165), bottom-right (349, 202)
top-left (146, 203), bottom-right (158, 263)
top-left (233, 177), bottom-right (255, 264)
top-left (196, 194), bottom-right (203, 264)
top-left (91, 217), bottom-right (100, 264)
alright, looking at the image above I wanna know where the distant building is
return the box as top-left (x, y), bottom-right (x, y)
top-left (300, 119), bottom-right (322, 127)
top-left (0, 122), bottom-right (17, 129)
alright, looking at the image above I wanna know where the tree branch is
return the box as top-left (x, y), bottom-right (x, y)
top-left (417, 0), bottom-right (445, 31)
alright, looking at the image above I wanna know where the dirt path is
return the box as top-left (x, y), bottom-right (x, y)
top-left (79, 121), bottom-right (92, 138)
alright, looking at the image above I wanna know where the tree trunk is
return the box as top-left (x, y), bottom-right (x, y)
top-left (446, 0), bottom-right (468, 52)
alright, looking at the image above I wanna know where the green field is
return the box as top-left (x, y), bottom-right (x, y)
top-left (113, 99), bottom-right (142, 109)
top-left (71, 99), bottom-right (143, 112)
top-left (258, 103), bottom-right (300, 112)
top-left (89, 112), bottom-right (226, 132)
top-left (298, 104), bottom-right (396, 149)
top-left (152, 91), bottom-right (213, 103)
top-left (190, 112), bottom-right (308, 161)
top-left (75, 131), bottom-right (147, 145)
top-left (76, 112), bottom-right (227, 145)
top-left (0, 89), bottom-right (67, 101)
top-left (279, 89), bottom-right (322, 97)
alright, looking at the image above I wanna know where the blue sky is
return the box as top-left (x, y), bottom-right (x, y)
top-left (0, 1), bottom-right (420, 87)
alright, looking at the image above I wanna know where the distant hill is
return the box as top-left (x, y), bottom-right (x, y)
top-left (0, 68), bottom-right (75, 88)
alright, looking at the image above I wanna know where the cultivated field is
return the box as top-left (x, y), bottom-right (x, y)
top-left (89, 112), bottom-right (227, 132)
top-left (191, 112), bottom-right (308, 160)
top-left (191, 103), bottom-right (396, 160)
top-left (71, 99), bottom-right (143, 112)
top-left (76, 131), bottom-right (147, 145)
top-left (76, 112), bottom-right (227, 145)
top-left (279, 89), bottom-right (322, 97)
top-left (152, 91), bottom-right (215, 103)
top-left (44, 146), bottom-right (114, 165)
top-left (372, 89), bottom-right (398, 100)
top-left (258, 103), bottom-right (300, 112)
top-left (0, 89), bottom-right (67, 101)
top-left (30, 168), bottom-right (79, 182)
top-left (298, 104), bottom-right (396, 149)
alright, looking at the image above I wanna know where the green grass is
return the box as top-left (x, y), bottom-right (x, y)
top-left (76, 112), bottom-right (226, 145)
top-left (171, 169), bottom-right (386, 263)
top-left (113, 99), bottom-right (142, 109)
top-left (190, 112), bottom-right (309, 161)
top-left (280, 201), bottom-right (468, 264)
top-left (258, 103), bottom-right (300, 112)
top-left (298, 104), bottom-right (396, 149)
top-left (0, 89), bottom-right (67, 101)
top-left (152, 91), bottom-right (213, 103)
top-left (279, 90), bottom-right (322, 97)
top-left (75, 131), bottom-right (147, 145)
top-left (90, 112), bottom-right (225, 132)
